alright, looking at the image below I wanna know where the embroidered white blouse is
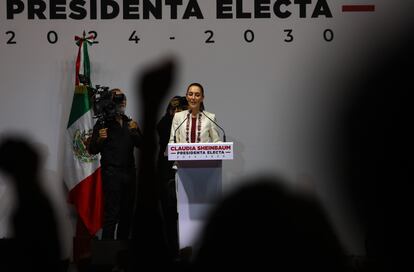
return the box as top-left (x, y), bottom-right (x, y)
top-left (169, 110), bottom-right (221, 143)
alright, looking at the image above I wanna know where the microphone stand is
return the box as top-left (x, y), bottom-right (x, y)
top-left (173, 111), bottom-right (190, 143)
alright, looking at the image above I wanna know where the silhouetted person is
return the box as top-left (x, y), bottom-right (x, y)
top-left (330, 26), bottom-right (413, 271)
top-left (0, 136), bottom-right (62, 272)
top-left (130, 58), bottom-right (177, 270)
top-left (191, 176), bottom-right (347, 271)
top-left (157, 95), bottom-right (188, 260)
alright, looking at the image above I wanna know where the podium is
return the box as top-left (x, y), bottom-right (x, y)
top-left (168, 142), bottom-right (234, 249)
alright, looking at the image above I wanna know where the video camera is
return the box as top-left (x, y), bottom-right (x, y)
top-left (79, 74), bottom-right (125, 125)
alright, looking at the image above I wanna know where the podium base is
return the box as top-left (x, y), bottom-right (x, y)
top-left (177, 160), bottom-right (222, 249)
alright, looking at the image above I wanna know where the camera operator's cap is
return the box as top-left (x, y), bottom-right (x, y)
top-left (110, 88), bottom-right (122, 93)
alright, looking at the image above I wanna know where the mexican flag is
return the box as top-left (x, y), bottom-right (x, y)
top-left (63, 32), bottom-right (103, 235)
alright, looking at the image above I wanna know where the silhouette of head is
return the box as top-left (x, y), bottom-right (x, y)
top-left (0, 137), bottom-right (40, 181)
top-left (193, 176), bottom-right (346, 271)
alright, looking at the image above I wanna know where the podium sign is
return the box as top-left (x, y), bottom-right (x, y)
top-left (168, 142), bottom-right (234, 161)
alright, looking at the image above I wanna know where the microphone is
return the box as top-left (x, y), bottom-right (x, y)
top-left (201, 111), bottom-right (227, 142)
top-left (173, 110), bottom-right (191, 143)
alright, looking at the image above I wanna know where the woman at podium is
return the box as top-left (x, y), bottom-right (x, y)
top-left (167, 83), bottom-right (224, 256)
top-left (169, 83), bottom-right (221, 143)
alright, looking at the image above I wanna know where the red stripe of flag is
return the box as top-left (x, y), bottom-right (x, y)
top-left (68, 167), bottom-right (103, 235)
top-left (342, 5), bottom-right (375, 12)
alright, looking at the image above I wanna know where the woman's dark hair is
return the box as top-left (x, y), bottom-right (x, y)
top-left (187, 83), bottom-right (204, 96)
top-left (165, 96), bottom-right (188, 115)
top-left (166, 95), bottom-right (181, 114)
top-left (186, 82), bottom-right (205, 111)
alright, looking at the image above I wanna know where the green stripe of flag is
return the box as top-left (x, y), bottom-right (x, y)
top-left (67, 39), bottom-right (93, 128)
top-left (83, 41), bottom-right (91, 85)
top-left (67, 85), bottom-right (92, 128)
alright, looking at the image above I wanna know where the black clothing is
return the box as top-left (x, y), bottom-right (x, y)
top-left (89, 114), bottom-right (142, 240)
top-left (89, 115), bottom-right (142, 168)
top-left (101, 166), bottom-right (136, 239)
top-left (157, 114), bottom-right (175, 181)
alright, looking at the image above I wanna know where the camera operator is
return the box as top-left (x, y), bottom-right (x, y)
top-left (88, 88), bottom-right (142, 240)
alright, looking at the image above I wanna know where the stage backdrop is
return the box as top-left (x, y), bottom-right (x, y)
top-left (0, 0), bottom-right (411, 259)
